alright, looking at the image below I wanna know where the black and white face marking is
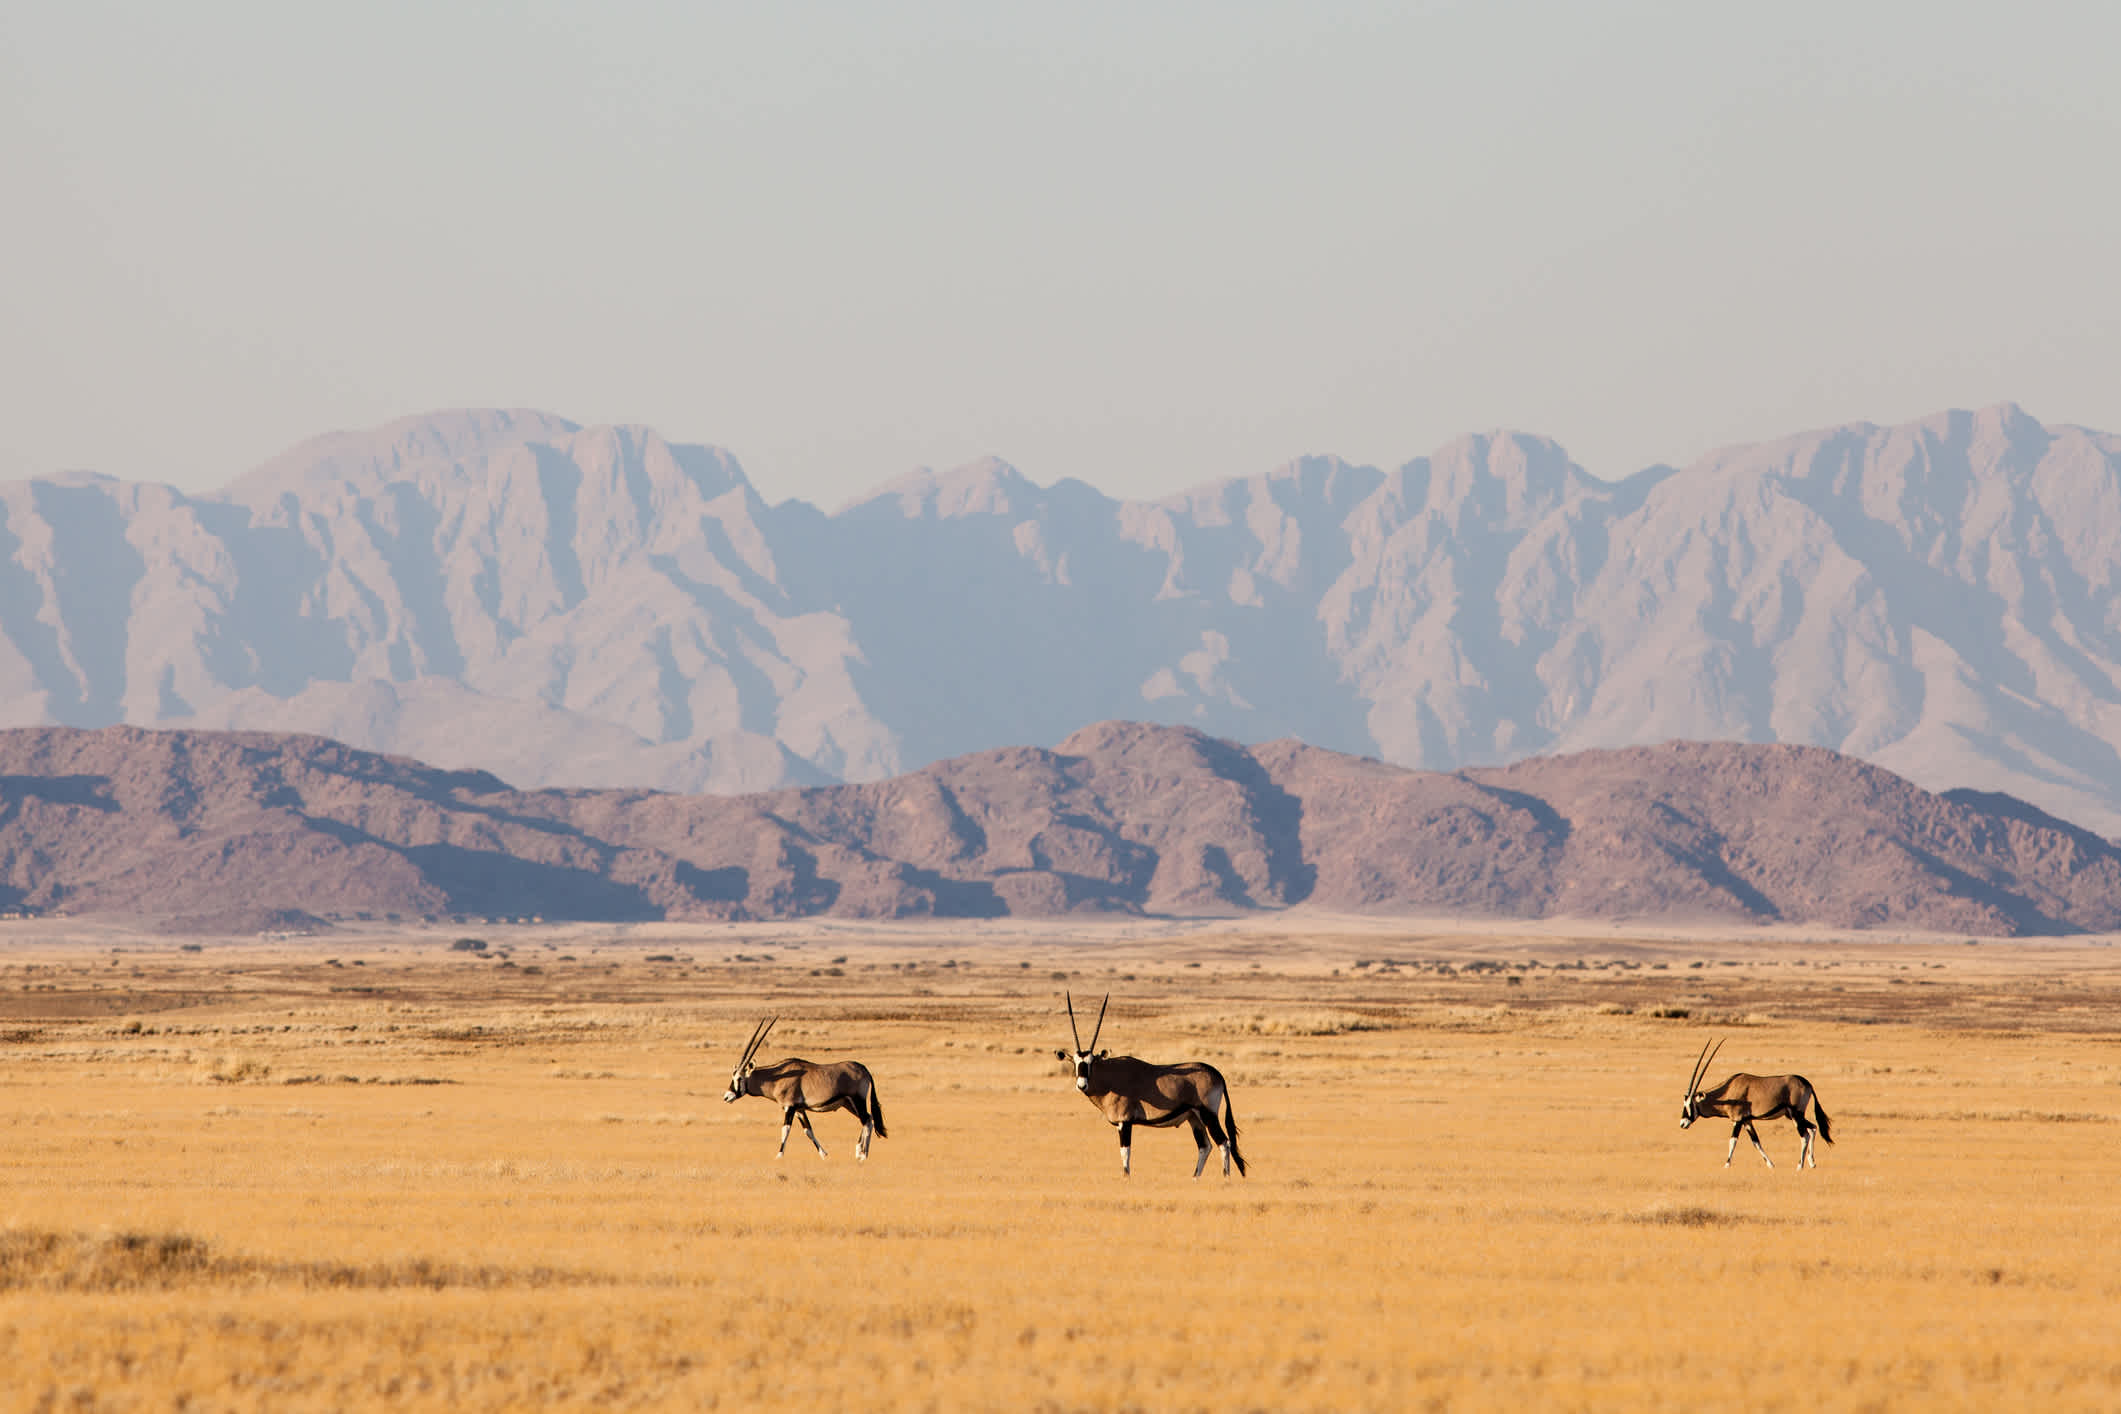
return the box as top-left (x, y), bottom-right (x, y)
top-left (723, 1065), bottom-right (749, 1102)
top-left (1680, 1093), bottom-right (1697, 1128)
top-left (1061, 992), bottom-right (1109, 1093)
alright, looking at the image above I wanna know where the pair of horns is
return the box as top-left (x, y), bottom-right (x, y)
top-left (1066, 992), bottom-right (1108, 1054)
top-left (737, 1015), bottom-right (778, 1069)
top-left (1687, 1036), bottom-right (1725, 1096)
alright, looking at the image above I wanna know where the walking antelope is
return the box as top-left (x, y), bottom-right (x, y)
top-left (721, 1017), bottom-right (887, 1161)
top-left (1680, 1038), bottom-right (1833, 1169)
top-left (1056, 993), bottom-right (1247, 1179)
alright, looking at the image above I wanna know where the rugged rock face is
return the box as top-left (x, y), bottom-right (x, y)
top-left (6, 404), bottom-right (2121, 833)
top-left (4, 723), bottom-right (2119, 935)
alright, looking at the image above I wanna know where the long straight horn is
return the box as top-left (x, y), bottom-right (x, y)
top-left (1088, 994), bottom-right (1109, 1053)
top-left (750, 1016), bottom-right (778, 1065)
top-left (1066, 992), bottom-right (1083, 1052)
top-left (1687, 1038), bottom-right (1712, 1096)
top-left (739, 1016), bottom-right (773, 1069)
top-left (1696, 1037), bottom-right (1724, 1093)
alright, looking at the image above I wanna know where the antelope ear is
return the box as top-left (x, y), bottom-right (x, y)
top-left (1097, 1049), bottom-right (1109, 1059)
top-left (1054, 1049), bottom-right (1069, 1061)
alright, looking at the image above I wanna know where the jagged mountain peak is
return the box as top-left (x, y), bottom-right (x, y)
top-left (1421, 431), bottom-right (1596, 511)
top-left (223, 409), bottom-right (763, 514)
top-left (847, 456), bottom-right (1039, 520)
top-left (225, 407), bottom-right (583, 501)
top-left (1157, 454), bottom-right (1385, 526)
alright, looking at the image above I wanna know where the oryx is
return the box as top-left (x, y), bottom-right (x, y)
top-left (1680, 1038), bottom-right (1833, 1169)
top-left (1056, 993), bottom-right (1247, 1179)
top-left (721, 1017), bottom-right (887, 1160)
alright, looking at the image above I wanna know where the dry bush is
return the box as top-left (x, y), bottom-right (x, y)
top-left (195, 1053), bottom-right (271, 1084)
top-left (1627, 1203), bottom-right (1754, 1227)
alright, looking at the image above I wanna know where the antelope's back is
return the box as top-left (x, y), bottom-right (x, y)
top-left (794, 1058), bottom-right (871, 1105)
top-left (1108, 1056), bottom-right (1224, 1107)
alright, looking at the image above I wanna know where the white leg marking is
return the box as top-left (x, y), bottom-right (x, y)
top-left (1121, 1145), bottom-right (1131, 1176)
top-left (1725, 1136), bottom-right (1737, 1166)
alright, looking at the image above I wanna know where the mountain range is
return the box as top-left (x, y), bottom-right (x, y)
top-left (5, 723), bottom-right (2117, 935)
top-left (5, 403), bottom-right (2121, 833)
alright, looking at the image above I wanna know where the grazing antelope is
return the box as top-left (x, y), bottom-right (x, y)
top-left (1056, 993), bottom-right (1247, 1179)
top-left (721, 1017), bottom-right (887, 1161)
top-left (1680, 1038), bottom-right (1833, 1169)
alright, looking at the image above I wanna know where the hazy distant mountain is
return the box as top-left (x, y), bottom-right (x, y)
top-left (5, 403), bottom-right (2121, 833)
top-left (4, 723), bottom-right (2115, 934)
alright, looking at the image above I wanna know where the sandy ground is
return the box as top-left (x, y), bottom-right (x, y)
top-left (1, 915), bottom-right (2117, 1410)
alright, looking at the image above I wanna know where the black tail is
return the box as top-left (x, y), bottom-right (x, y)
top-left (1222, 1088), bottom-right (1248, 1177)
top-left (867, 1082), bottom-right (887, 1140)
top-left (1810, 1089), bottom-right (1832, 1145)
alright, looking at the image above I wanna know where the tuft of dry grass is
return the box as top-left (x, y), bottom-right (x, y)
top-left (1627, 1203), bottom-right (1765, 1227)
top-left (0, 1230), bottom-right (606, 1293)
top-left (1182, 1009), bottom-right (1390, 1036)
top-left (0, 1231), bottom-right (219, 1290)
top-left (195, 1053), bottom-right (272, 1084)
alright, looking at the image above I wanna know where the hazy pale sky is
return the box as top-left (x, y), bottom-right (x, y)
top-left (4, 2), bottom-right (2117, 506)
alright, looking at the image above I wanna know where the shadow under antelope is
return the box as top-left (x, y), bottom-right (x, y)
top-left (1680, 1038), bottom-right (1833, 1169)
top-left (1056, 992), bottom-right (1247, 1179)
top-left (721, 1017), bottom-right (887, 1160)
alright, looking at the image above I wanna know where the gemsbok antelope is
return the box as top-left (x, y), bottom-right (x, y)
top-left (721, 1017), bottom-right (887, 1161)
top-left (1056, 993), bottom-right (1247, 1179)
top-left (1680, 1038), bottom-right (1833, 1169)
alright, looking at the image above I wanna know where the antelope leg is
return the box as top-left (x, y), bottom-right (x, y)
top-left (1118, 1120), bottom-right (1133, 1178)
top-left (1202, 1109), bottom-right (1233, 1177)
top-left (1746, 1120), bottom-right (1773, 1168)
top-left (1188, 1114), bottom-right (1211, 1179)
top-left (779, 1105), bottom-right (796, 1158)
top-left (798, 1111), bottom-right (828, 1157)
top-left (1725, 1122), bottom-right (1740, 1167)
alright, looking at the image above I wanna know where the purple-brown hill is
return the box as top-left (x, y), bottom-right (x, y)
top-left (3, 722), bottom-right (2118, 936)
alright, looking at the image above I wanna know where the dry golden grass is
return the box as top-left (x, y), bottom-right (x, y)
top-left (2, 918), bottom-right (2119, 1410)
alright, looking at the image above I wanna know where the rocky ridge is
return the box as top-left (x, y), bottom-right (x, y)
top-left (3, 723), bottom-right (2116, 936)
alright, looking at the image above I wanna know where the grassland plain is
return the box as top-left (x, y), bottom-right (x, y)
top-left (1, 916), bottom-right (2118, 1412)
